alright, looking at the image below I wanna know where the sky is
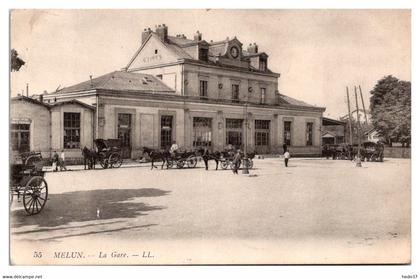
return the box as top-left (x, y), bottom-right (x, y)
top-left (10, 9), bottom-right (411, 118)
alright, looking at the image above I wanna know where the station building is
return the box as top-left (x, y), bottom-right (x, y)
top-left (12, 24), bottom-right (325, 160)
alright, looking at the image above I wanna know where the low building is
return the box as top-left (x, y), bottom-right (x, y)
top-left (321, 117), bottom-right (346, 145)
top-left (10, 96), bottom-right (95, 162)
top-left (13, 24), bottom-right (326, 159)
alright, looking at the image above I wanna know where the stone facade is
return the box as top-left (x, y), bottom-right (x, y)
top-left (36, 24), bottom-right (325, 158)
top-left (10, 96), bottom-right (94, 161)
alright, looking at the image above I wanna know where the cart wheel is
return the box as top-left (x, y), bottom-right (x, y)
top-left (186, 156), bottom-right (197, 168)
top-left (176, 160), bottom-right (185, 169)
top-left (167, 160), bottom-right (174, 168)
top-left (109, 153), bottom-right (123, 168)
top-left (99, 159), bottom-right (108, 169)
top-left (221, 161), bottom-right (228, 170)
top-left (23, 176), bottom-right (48, 215)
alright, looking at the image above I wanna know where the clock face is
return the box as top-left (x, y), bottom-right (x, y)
top-left (230, 46), bottom-right (239, 58)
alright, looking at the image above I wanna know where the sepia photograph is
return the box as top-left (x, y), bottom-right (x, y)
top-left (8, 9), bottom-right (411, 266)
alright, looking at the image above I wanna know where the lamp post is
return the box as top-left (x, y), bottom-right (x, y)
top-left (242, 102), bottom-right (249, 174)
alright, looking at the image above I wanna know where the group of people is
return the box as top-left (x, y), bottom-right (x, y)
top-left (51, 150), bottom-right (67, 171)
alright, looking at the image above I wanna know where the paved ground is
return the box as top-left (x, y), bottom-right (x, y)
top-left (10, 158), bottom-right (411, 264)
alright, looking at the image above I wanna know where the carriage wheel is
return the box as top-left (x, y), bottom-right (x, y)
top-left (186, 156), bottom-right (197, 168)
top-left (221, 161), bottom-right (228, 170)
top-left (23, 176), bottom-right (48, 215)
top-left (109, 153), bottom-right (123, 168)
top-left (176, 160), bottom-right (185, 169)
top-left (167, 160), bottom-right (174, 168)
top-left (99, 159), bottom-right (108, 169)
top-left (247, 159), bottom-right (254, 169)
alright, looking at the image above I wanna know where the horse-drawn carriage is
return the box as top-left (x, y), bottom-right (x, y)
top-left (93, 139), bottom-right (123, 169)
top-left (166, 149), bottom-right (198, 169)
top-left (322, 142), bottom-right (384, 162)
top-left (10, 152), bottom-right (48, 215)
top-left (219, 151), bottom-right (255, 170)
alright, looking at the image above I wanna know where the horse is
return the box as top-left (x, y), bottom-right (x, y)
top-left (141, 147), bottom-right (170, 170)
top-left (195, 148), bottom-right (221, 170)
top-left (81, 146), bottom-right (97, 170)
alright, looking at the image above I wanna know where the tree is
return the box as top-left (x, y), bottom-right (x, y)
top-left (369, 75), bottom-right (411, 147)
top-left (11, 49), bottom-right (26, 72)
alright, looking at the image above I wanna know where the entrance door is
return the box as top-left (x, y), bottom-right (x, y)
top-left (160, 115), bottom-right (173, 150)
top-left (255, 120), bottom-right (270, 154)
top-left (226, 119), bottom-right (243, 150)
top-left (117, 113), bottom-right (132, 158)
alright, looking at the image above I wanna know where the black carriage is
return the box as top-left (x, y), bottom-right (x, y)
top-left (166, 149), bottom-right (198, 169)
top-left (322, 144), bottom-right (354, 160)
top-left (219, 151), bottom-right (254, 170)
top-left (359, 142), bottom-right (384, 162)
top-left (94, 139), bottom-right (124, 169)
top-left (10, 152), bottom-right (48, 215)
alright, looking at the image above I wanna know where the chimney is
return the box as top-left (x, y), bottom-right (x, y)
top-left (194, 30), bottom-right (202, 41)
top-left (247, 43), bottom-right (258, 54)
top-left (142, 27), bottom-right (152, 44)
top-left (155, 24), bottom-right (168, 42)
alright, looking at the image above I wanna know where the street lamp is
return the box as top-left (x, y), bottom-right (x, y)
top-left (242, 102), bottom-right (249, 174)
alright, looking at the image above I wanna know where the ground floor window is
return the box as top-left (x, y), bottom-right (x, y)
top-left (255, 120), bottom-right (270, 153)
top-left (226, 119), bottom-right (243, 149)
top-left (193, 117), bottom-right (212, 147)
top-left (284, 121), bottom-right (292, 146)
top-left (11, 123), bottom-right (30, 152)
top-left (306, 122), bottom-right (313, 146)
top-left (118, 113), bottom-right (132, 143)
top-left (64, 112), bottom-right (80, 149)
top-left (161, 115), bottom-right (173, 150)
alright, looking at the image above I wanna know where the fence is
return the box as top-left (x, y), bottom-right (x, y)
top-left (384, 147), bottom-right (411, 159)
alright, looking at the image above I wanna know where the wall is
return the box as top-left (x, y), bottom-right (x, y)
top-left (183, 63), bottom-right (278, 104)
top-left (98, 95), bottom-right (322, 157)
top-left (50, 104), bottom-right (94, 158)
top-left (10, 100), bottom-right (51, 160)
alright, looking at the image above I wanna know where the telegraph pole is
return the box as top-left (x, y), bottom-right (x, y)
top-left (354, 86), bottom-right (362, 167)
top-left (358, 85), bottom-right (368, 124)
top-left (346, 87), bottom-right (353, 145)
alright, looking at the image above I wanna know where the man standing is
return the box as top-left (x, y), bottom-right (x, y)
top-left (59, 149), bottom-right (68, 171)
top-left (284, 150), bottom-right (291, 167)
top-left (202, 146), bottom-right (210, 170)
top-left (52, 151), bottom-right (59, 172)
top-left (169, 141), bottom-right (179, 157)
top-left (232, 149), bottom-right (242, 174)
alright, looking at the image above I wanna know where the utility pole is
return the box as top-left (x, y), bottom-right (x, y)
top-left (242, 102), bottom-right (249, 174)
top-left (346, 87), bottom-right (353, 145)
top-left (354, 86), bottom-right (362, 167)
top-left (358, 85), bottom-right (368, 124)
top-left (26, 83), bottom-right (29, 97)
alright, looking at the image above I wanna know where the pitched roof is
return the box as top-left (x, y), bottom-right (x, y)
top-left (55, 71), bottom-right (175, 94)
top-left (50, 99), bottom-right (95, 110)
top-left (279, 94), bottom-right (317, 108)
top-left (11, 95), bottom-right (50, 108)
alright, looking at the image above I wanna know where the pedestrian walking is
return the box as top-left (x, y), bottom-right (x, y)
top-left (52, 151), bottom-right (59, 172)
top-left (59, 149), bottom-right (68, 171)
top-left (232, 149), bottom-right (242, 174)
top-left (202, 146), bottom-right (210, 170)
top-left (284, 150), bottom-right (291, 167)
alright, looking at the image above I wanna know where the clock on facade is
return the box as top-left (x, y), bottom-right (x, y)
top-left (230, 46), bottom-right (239, 58)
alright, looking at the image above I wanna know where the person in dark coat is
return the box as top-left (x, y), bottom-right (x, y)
top-left (202, 146), bottom-right (210, 170)
top-left (232, 150), bottom-right (242, 174)
top-left (52, 151), bottom-right (59, 172)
